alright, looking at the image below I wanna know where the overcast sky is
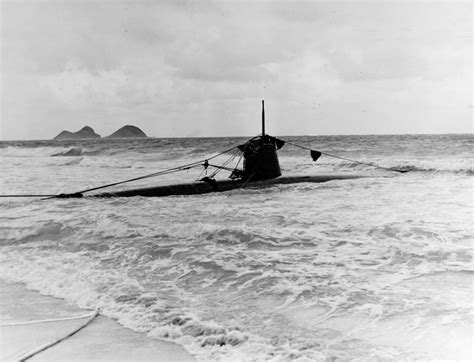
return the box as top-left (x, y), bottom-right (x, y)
top-left (1, 0), bottom-right (472, 140)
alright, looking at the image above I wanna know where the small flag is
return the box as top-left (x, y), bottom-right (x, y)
top-left (275, 138), bottom-right (285, 150)
top-left (310, 150), bottom-right (322, 162)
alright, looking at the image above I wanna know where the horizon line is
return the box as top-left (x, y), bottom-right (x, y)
top-left (0, 131), bottom-right (472, 142)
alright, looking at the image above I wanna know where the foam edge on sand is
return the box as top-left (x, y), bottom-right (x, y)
top-left (0, 279), bottom-right (195, 361)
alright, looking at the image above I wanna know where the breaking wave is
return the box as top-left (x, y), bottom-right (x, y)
top-left (0, 133), bottom-right (472, 360)
top-left (52, 147), bottom-right (83, 157)
top-left (389, 164), bottom-right (474, 175)
top-left (1, 135), bottom-right (472, 176)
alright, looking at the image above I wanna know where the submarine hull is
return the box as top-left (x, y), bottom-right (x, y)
top-left (93, 174), bottom-right (366, 198)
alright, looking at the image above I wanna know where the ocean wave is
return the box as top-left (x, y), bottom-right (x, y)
top-left (0, 227), bottom-right (471, 360)
top-left (2, 137), bottom-right (472, 176)
top-left (0, 146), bottom-right (73, 158)
top-left (327, 159), bottom-right (474, 175)
top-left (0, 248), bottom-right (322, 360)
top-left (386, 164), bottom-right (474, 175)
top-left (52, 147), bottom-right (83, 157)
top-left (279, 152), bottom-right (474, 175)
top-left (0, 133), bottom-right (472, 360)
top-left (0, 222), bottom-right (72, 246)
top-left (150, 314), bottom-right (249, 348)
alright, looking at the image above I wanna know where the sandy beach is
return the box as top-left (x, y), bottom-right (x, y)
top-left (0, 279), bottom-right (194, 361)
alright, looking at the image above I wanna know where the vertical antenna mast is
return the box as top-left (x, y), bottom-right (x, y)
top-left (262, 99), bottom-right (265, 136)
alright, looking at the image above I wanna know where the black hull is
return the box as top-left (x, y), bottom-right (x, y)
top-left (93, 174), bottom-right (365, 198)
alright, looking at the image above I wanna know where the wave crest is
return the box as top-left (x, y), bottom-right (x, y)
top-left (52, 147), bottom-right (83, 157)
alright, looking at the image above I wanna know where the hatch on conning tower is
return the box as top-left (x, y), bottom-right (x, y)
top-left (240, 100), bottom-right (281, 181)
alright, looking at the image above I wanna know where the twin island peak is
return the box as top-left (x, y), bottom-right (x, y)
top-left (54, 125), bottom-right (147, 140)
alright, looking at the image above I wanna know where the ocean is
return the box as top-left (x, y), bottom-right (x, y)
top-left (0, 134), bottom-right (472, 360)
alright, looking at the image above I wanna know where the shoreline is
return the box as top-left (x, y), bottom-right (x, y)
top-left (0, 279), bottom-right (195, 361)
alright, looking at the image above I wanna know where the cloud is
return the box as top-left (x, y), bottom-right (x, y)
top-left (1, 0), bottom-right (472, 139)
top-left (40, 60), bottom-right (164, 108)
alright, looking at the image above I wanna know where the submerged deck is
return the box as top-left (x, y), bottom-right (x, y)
top-left (93, 174), bottom-right (366, 198)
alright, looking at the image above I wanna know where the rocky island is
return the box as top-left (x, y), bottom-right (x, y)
top-left (106, 125), bottom-right (147, 138)
top-left (53, 126), bottom-right (101, 140)
top-left (53, 125), bottom-right (148, 140)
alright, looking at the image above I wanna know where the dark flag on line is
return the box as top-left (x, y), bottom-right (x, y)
top-left (274, 138), bottom-right (285, 150)
top-left (311, 150), bottom-right (322, 162)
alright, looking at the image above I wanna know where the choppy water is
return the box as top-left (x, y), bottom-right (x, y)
top-left (0, 134), bottom-right (472, 360)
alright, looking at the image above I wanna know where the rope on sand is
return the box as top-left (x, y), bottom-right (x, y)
top-left (0, 311), bottom-right (97, 327)
top-left (16, 308), bottom-right (100, 361)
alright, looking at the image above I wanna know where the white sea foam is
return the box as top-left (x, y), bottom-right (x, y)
top-left (0, 134), bottom-right (472, 360)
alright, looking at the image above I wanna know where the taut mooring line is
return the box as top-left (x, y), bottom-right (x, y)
top-left (62, 144), bottom-right (241, 197)
top-left (1, 144), bottom-right (243, 199)
top-left (280, 138), bottom-right (409, 173)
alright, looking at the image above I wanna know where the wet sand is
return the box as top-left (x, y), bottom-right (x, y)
top-left (0, 279), bottom-right (195, 361)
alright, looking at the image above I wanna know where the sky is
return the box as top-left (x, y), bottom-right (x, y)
top-left (1, 0), bottom-right (472, 140)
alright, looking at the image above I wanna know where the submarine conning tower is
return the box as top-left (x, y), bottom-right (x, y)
top-left (241, 100), bottom-right (282, 181)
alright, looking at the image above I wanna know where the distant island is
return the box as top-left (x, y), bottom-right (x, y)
top-left (54, 126), bottom-right (101, 140)
top-left (53, 125), bottom-right (147, 140)
top-left (106, 125), bottom-right (147, 138)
